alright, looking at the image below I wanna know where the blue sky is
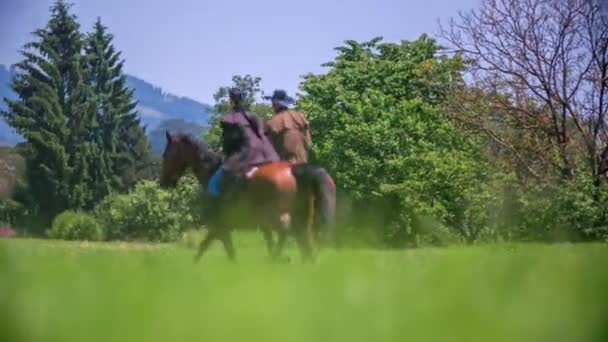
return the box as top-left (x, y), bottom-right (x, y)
top-left (0, 0), bottom-right (478, 104)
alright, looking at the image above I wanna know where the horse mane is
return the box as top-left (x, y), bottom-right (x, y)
top-left (173, 133), bottom-right (221, 161)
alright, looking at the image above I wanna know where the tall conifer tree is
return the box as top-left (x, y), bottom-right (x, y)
top-left (1, 0), bottom-right (95, 217)
top-left (84, 18), bottom-right (154, 192)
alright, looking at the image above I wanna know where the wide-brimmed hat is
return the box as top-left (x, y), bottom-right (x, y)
top-left (263, 89), bottom-right (295, 107)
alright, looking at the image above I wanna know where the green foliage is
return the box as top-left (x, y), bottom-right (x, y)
top-left (493, 174), bottom-right (608, 243)
top-left (1, 0), bottom-right (91, 216)
top-left (2, 2), bottom-right (605, 246)
top-left (298, 35), bottom-right (487, 246)
top-left (553, 177), bottom-right (608, 242)
top-left (94, 176), bottom-right (200, 242)
top-left (0, 146), bottom-right (28, 225)
top-left (83, 17), bottom-right (155, 193)
top-left (0, 146), bottom-right (25, 198)
top-left (0, 199), bottom-right (26, 228)
top-left (47, 210), bottom-right (103, 241)
top-left (0, 2), bottom-right (154, 224)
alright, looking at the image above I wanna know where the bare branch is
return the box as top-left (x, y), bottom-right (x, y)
top-left (440, 0), bottom-right (608, 180)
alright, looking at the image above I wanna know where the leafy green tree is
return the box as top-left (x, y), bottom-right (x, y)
top-left (438, 0), bottom-right (608, 242)
top-left (84, 18), bottom-right (154, 192)
top-left (440, 0), bottom-right (608, 183)
top-left (298, 35), bottom-right (491, 245)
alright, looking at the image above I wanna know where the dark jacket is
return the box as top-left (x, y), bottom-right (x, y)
top-left (221, 110), bottom-right (280, 177)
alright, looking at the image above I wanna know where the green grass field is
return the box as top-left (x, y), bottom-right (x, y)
top-left (1, 234), bottom-right (607, 342)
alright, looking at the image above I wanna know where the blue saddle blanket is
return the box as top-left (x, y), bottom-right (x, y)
top-left (207, 167), bottom-right (223, 197)
top-left (207, 165), bottom-right (259, 197)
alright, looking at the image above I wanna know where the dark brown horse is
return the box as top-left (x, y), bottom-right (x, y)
top-left (159, 132), bottom-right (336, 263)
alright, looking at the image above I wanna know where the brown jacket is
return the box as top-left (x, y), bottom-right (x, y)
top-left (265, 109), bottom-right (311, 164)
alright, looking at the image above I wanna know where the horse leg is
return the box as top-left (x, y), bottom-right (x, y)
top-left (195, 190), bottom-right (224, 263)
top-left (272, 212), bottom-right (291, 262)
top-left (294, 230), bottom-right (315, 263)
top-left (293, 220), bottom-right (316, 264)
top-left (194, 230), bottom-right (217, 263)
top-left (273, 231), bottom-right (289, 261)
top-left (218, 228), bottom-right (236, 261)
top-left (261, 226), bottom-right (275, 257)
top-left (293, 191), bottom-right (316, 263)
top-left (195, 212), bottom-right (235, 262)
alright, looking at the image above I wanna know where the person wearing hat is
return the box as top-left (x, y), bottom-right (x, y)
top-left (263, 89), bottom-right (312, 164)
top-left (207, 87), bottom-right (280, 206)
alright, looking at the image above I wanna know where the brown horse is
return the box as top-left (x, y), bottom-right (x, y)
top-left (159, 132), bottom-right (336, 263)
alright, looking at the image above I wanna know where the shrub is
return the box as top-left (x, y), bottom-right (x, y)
top-left (94, 176), bottom-right (201, 242)
top-left (0, 199), bottom-right (26, 227)
top-left (545, 175), bottom-right (608, 242)
top-left (484, 171), bottom-right (608, 243)
top-left (47, 210), bottom-right (103, 241)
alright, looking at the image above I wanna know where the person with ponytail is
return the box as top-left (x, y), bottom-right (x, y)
top-left (207, 87), bottom-right (280, 201)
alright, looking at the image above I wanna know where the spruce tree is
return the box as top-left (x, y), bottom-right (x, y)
top-left (1, 0), bottom-right (96, 219)
top-left (84, 18), bottom-right (154, 192)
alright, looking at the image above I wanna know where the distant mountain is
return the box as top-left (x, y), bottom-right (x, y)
top-left (125, 75), bottom-right (212, 130)
top-left (0, 65), bottom-right (20, 145)
top-left (147, 118), bottom-right (205, 156)
top-left (0, 64), bottom-right (213, 147)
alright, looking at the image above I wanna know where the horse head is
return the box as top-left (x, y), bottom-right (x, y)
top-left (159, 131), bottom-right (221, 188)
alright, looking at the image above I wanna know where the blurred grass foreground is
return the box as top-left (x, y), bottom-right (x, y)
top-left (1, 236), bottom-right (608, 342)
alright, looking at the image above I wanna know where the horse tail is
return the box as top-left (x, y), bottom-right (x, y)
top-left (290, 163), bottom-right (337, 247)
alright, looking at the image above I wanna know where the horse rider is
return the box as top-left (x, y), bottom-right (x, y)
top-left (263, 89), bottom-right (312, 164)
top-left (206, 87), bottom-right (280, 221)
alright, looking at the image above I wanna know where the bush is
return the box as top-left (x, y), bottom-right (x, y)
top-left (0, 199), bottom-right (27, 227)
top-left (553, 176), bottom-right (608, 241)
top-left (94, 176), bottom-right (201, 242)
top-left (47, 210), bottom-right (103, 241)
top-left (483, 172), bottom-right (608, 243)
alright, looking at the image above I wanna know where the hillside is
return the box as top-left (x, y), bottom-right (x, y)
top-left (125, 75), bottom-right (212, 129)
top-left (147, 118), bottom-right (205, 156)
top-left (0, 64), bottom-right (212, 148)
